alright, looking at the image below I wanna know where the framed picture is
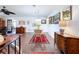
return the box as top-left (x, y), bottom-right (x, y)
top-left (49, 17), bottom-right (54, 24)
top-left (53, 12), bottom-right (60, 24)
top-left (41, 19), bottom-right (46, 24)
top-left (62, 5), bottom-right (72, 21)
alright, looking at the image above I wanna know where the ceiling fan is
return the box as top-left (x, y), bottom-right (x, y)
top-left (0, 6), bottom-right (16, 15)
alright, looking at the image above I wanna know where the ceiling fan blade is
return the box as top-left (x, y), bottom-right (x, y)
top-left (10, 12), bottom-right (15, 15)
top-left (3, 11), bottom-right (10, 15)
top-left (0, 6), bottom-right (16, 15)
top-left (8, 11), bottom-right (15, 15)
top-left (3, 6), bottom-right (6, 8)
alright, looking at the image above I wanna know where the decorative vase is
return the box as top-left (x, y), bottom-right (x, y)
top-left (60, 29), bottom-right (64, 34)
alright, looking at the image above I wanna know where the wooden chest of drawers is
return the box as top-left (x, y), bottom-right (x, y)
top-left (54, 32), bottom-right (79, 54)
top-left (16, 27), bottom-right (25, 34)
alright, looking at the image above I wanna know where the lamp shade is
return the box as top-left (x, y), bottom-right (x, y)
top-left (19, 18), bottom-right (25, 26)
top-left (59, 20), bottom-right (66, 34)
top-left (0, 35), bottom-right (4, 43)
top-left (59, 20), bottom-right (66, 27)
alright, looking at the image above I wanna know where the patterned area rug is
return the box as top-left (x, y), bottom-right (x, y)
top-left (29, 34), bottom-right (49, 44)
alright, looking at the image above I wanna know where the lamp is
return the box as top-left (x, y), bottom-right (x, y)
top-left (19, 18), bottom-right (25, 27)
top-left (0, 33), bottom-right (4, 45)
top-left (59, 20), bottom-right (66, 34)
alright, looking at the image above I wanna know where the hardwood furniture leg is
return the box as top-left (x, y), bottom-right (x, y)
top-left (19, 36), bottom-right (21, 54)
top-left (8, 44), bottom-right (10, 54)
top-left (15, 40), bottom-right (16, 54)
top-left (54, 32), bottom-right (56, 47)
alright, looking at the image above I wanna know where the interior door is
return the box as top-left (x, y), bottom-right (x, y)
top-left (7, 19), bottom-right (13, 33)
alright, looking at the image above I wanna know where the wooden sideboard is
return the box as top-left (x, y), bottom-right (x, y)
top-left (54, 32), bottom-right (79, 54)
top-left (16, 26), bottom-right (25, 34)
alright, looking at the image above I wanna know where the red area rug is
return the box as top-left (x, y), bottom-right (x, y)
top-left (29, 34), bottom-right (49, 44)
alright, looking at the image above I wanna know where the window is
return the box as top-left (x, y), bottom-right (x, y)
top-left (13, 20), bottom-right (17, 28)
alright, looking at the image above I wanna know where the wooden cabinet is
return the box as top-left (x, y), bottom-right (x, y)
top-left (54, 32), bottom-right (79, 54)
top-left (16, 27), bottom-right (25, 34)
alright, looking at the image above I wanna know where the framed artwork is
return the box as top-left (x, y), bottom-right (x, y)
top-left (49, 17), bottom-right (54, 24)
top-left (53, 12), bottom-right (60, 24)
top-left (62, 5), bottom-right (72, 21)
top-left (41, 19), bottom-right (46, 24)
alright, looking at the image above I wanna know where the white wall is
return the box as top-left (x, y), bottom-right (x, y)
top-left (5, 16), bottom-right (60, 38)
top-left (48, 5), bottom-right (79, 37)
top-left (65, 5), bottom-right (79, 36)
top-left (5, 16), bottom-right (49, 32)
top-left (4, 6), bottom-right (69, 38)
top-left (2, 5), bottom-right (74, 38)
top-left (48, 24), bottom-right (60, 38)
top-left (47, 6), bottom-right (70, 38)
top-left (48, 5), bottom-right (79, 38)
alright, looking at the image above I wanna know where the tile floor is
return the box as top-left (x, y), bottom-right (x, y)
top-left (21, 32), bottom-right (60, 54)
top-left (1, 32), bottom-right (60, 54)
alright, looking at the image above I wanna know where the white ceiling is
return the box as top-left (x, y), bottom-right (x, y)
top-left (0, 5), bottom-right (69, 18)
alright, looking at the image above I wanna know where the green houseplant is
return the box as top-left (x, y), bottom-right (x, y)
top-left (33, 23), bottom-right (42, 33)
top-left (34, 23), bottom-right (41, 30)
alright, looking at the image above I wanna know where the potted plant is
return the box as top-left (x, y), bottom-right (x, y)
top-left (33, 23), bottom-right (42, 33)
